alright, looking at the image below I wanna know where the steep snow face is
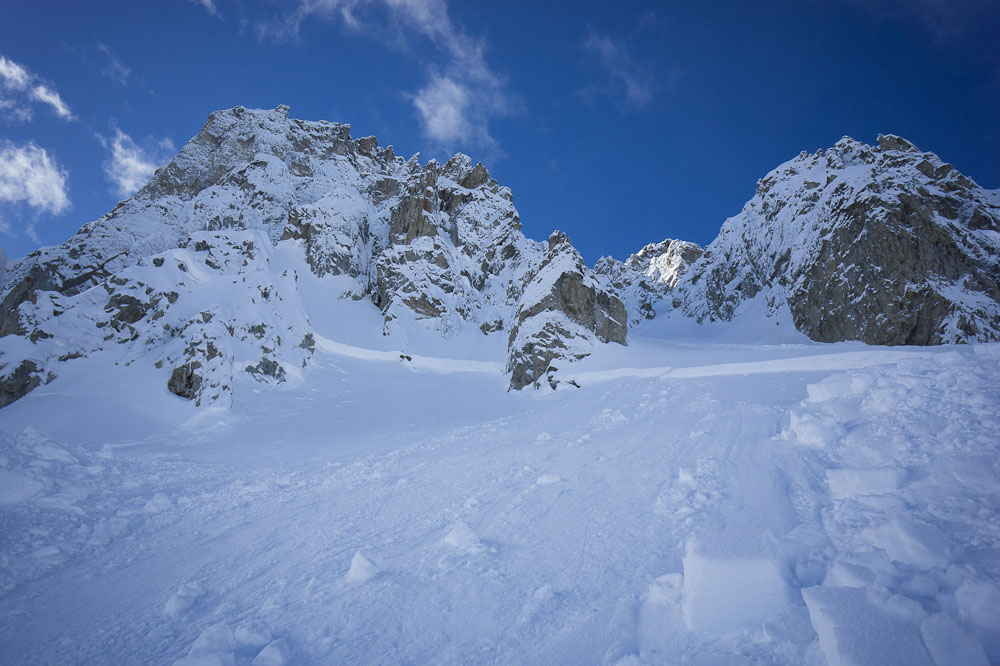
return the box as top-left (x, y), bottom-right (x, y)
top-left (673, 134), bottom-right (1000, 345)
top-left (595, 239), bottom-right (703, 326)
top-left (0, 106), bottom-right (625, 405)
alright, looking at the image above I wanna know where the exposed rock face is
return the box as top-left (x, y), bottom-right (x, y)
top-left (0, 359), bottom-right (44, 408)
top-left (594, 239), bottom-right (703, 325)
top-left (0, 227), bottom-right (315, 408)
top-left (167, 362), bottom-right (203, 400)
top-left (0, 106), bottom-right (619, 405)
top-left (507, 232), bottom-right (627, 389)
top-left (673, 134), bottom-right (1000, 344)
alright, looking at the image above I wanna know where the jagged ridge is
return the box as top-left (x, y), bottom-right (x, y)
top-left (0, 106), bottom-right (626, 406)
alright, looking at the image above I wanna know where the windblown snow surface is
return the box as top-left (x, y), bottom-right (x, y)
top-left (2, 289), bottom-right (999, 665)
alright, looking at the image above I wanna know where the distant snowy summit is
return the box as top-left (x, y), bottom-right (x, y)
top-left (1, 106), bottom-right (998, 407)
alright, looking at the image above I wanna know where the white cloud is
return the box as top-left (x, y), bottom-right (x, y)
top-left (0, 57), bottom-right (31, 89)
top-left (581, 33), bottom-right (653, 108)
top-left (102, 130), bottom-right (175, 198)
top-left (0, 55), bottom-right (74, 122)
top-left (189, 0), bottom-right (221, 17)
top-left (30, 84), bottom-right (73, 119)
top-left (259, 0), bottom-right (519, 150)
top-left (97, 43), bottom-right (132, 86)
top-left (413, 75), bottom-right (473, 144)
top-left (0, 142), bottom-right (71, 222)
top-left (189, 0), bottom-right (219, 15)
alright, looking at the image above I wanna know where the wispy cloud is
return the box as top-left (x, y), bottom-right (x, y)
top-left (848, 0), bottom-right (999, 40)
top-left (0, 142), bottom-right (70, 239)
top-left (101, 129), bottom-right (175, 198)
top-left (0, 55), bottom-right (74, 122)
top-left (189, 0), bottom-right (222, 17)
top-left (580, 33), bottom-right (653, 108)
top-left (257, 0), bottom-right (519, 151)
top-left (97, 43), bottom-right (132, 86)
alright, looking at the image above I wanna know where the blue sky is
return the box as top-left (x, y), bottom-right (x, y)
top-left (1, 0), bottom-right (998, 264)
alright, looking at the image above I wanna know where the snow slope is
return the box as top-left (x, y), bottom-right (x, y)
top-left (1, 325), bottom-right (997, 665)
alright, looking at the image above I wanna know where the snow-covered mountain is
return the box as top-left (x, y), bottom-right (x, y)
top-left (2, 109), bottom-right (999, 411)
top-left (671, 134), bottom-right (1000, 344)
top-left (0, 105), bottom-right (626, 405)
top-left (594, 238), bottom-right (704, 325)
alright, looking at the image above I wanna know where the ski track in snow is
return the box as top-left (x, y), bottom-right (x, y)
top-left (1, 342), bottom-right (999, 665)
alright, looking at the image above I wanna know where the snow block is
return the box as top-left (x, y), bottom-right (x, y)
top-left (802, 586), bottom-right (933, 666)
top-left (234, 619), bottom-right (272, 649)
top-left (187, 623), bottom-right (237, 657)
top-left (442, 520), bottom-right (483, 553)
top-left (920, 613), bottom-right (989, 666)
top-left (955, 581), bottom-right (1000, 662)
top-left (252, 638), bottom-right (293, 666)
top-left (826, 467), bottom-right (903, 499)
top-left (0, 469), bottom-right (44, 504)
top-left (681, 532), bottom-right (792, 633)
top-left (822, 560), bottom-right (876, 588)
top-left (785, 410), bottom-right (845, 448)
top-left (861, 519), bottom-right (952, 570)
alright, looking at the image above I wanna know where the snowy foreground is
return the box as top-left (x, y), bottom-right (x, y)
top-left (2, 312), bottom-right (999, 665)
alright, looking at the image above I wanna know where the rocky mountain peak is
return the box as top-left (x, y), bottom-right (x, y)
top-left (673, 134), bottom-right (1000, 344)
top-left (594, 238), bottom-right (703, 325)
top-left (2, 115), bottom-right (997, 409)
top-left (0, 106), bottom-right (625, 406)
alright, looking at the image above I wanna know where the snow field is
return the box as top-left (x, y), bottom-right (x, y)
top-left (0, 340), bottom-right (998, 664)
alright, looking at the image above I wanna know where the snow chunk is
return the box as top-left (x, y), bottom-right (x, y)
top-left (920, 613), bottom-right (989, 666)
top-left (802, 586), bottom-right (933, 666)
top-left (826, 467), bottom-right (903, 499)
top-left (187, 623), bottom-right (237, 657)
top-left (234, 619), bottom-right (272, 648)
top-left (823, 560), bottom-right (876, 588)
top-left (681, 532), bottom-right (792, 633)
top-left (143, 492), bottom-right (173, 513)
top-left (862, 519), bottom-right (952, 570)
top-left (345, 551), bottom-right (378, 583)
top-left (0, 469), bottom-right (44, 504)
top-left (955, 581), bottom-right (1000, 661)
top-left (784, 410), bottom-right (845, 448)
top-left (536, 474), bottom-right (561, 486)
top-left (252, 639), bottom-right (292, 666)
top-left (164, 581), bottom-right (205, 617)
top-left (442, 520), bottom-right (483, 552)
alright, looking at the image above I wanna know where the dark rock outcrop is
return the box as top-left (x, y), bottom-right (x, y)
top-left (507, 232), bottom-right (627, 389)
